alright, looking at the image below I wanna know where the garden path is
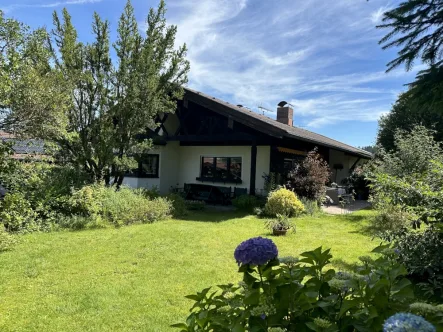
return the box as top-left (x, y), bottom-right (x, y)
top-left (322, 200), bottom-right (371, 215)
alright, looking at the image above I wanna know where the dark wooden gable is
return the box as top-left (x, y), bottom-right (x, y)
top-left (168, 99), bottom-right (273, 146)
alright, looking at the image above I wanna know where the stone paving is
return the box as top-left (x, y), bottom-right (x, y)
top-left (322, 200), bottom-right (371, 215)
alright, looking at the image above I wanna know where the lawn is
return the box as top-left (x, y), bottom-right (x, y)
top-left (0, 209), bottom-right (377, 331)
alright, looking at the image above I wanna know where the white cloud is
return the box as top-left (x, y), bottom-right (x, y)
top-left (1, 0), bottom-right (102, 13)
top-left (164, 0), bottom-right (418, 135)
top-left (40, 0), bottom-right (103, 8)
top-left (370, 5), bottom-right (391, 24)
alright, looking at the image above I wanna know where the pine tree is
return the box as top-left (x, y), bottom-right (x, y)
top-left (377, 0), bottom-right (443, 72)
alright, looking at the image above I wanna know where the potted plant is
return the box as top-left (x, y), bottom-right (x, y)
top-left (264, 214), bottom-right (295, 236)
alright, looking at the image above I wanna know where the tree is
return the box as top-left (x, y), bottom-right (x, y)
top-left (375, 126), bottom-right (443, 177)
top-left (377, 66), bottom-right (443, 150)
top-left (2, 0), bottom-right (190, 185)
top-left (0, 11), bottom-right (65, 132)
top-left (286, 148), bottom-right (331, 202)
top-left (359, 145), bottom-right (376, 154)
top-left (110, 0), bottom-right (189, 186)
top-left (376, 0), bottom-right (443, 151)
top-left (377, 0), bottom-right (443, 72)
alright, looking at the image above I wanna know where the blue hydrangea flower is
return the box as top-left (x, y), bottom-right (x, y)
top-left (234, 237), bottom-right (278, 266)
top-left (383, 313), bottom-right (435, 332)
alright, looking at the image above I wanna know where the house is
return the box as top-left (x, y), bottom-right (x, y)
top-left (122, 88), bottom-right (372, 196)
top-left (0, 131), bottom-right (45, 160)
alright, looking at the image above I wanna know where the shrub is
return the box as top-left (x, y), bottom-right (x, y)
top-left (174, 242), bottom-right (442, 331)
top-left (370, 205), bottom-right (411, 234)
top-left (0, 228), bottom-right (17, 252)
top-left (144, 197), bottom-right (172, 223)
top-left (1, 162), bottom-right (90, 215)
top-left (58, 215), bottom-right (93, 230)
top-left (367, 126), bottom-right (443, 229)
top-left (56, 214), bottom-right (109, 231)
top-left (0, 193), bottom-right (38, 232)
top-left (382, 227), bottom-right (443, 300)
top-left (264, 188), bottom-right (304, 217)
top-left (66, 184), bottom-right (103, 217)
top-left (0, 140), bottom-right (17, 184)
top-left (264, 214), bottom-right (295, 234)
top-left (232, 195), bottom-right (260, 212)
top-left (342, 166), bottom-right (370, 200)
top-left (165, 193), bottom-right (188, 218)
top-left (66, 185), bottom-right (172, 226)
top-left (300, 197), bottom-right (322, 216)
top-left (185, 200), bottom-right (206, 211)
top-left (287, 148), bottom-right (331, 202)
top-left (101, 186), bottom-right (151, 226)
top-left (367, 127), bottom-right (443, 300)
top-left (140, 186), bottom-right (160, 200)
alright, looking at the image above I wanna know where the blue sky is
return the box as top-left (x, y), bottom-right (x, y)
top-left (2, 0), bottom-right (421, 147)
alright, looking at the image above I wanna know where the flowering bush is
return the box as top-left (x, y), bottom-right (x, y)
top-left (173, 241), bottom-right (442, 331)
top-left (234, 237), bottom-right (278, 266)
top-left (383, 313), bottom-right (435, 332)
top-left (264, 188), bottom-right (304, 217)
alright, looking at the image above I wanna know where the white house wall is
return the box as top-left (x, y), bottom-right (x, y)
top-left (122, 176), bottom-right (161, 190)
top-left (122, 144), bottom-right (169, 193)
top-left (177, 145), bottom-right (270, 194)
top-left (162, 114), bottom-right (180, 136)
top-left (158, 141), bottom-right (180, 193)
top-left (329, 149), bottom-right (359, 184)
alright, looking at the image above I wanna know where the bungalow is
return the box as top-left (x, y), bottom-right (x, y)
top-left (123, 88), bottom-right (372, 196)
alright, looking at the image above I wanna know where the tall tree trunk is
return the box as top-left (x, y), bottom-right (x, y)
top-left (116, 173), bottom-right (124, 189)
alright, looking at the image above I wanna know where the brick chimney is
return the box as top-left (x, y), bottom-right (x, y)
top-left (277, 101), bottom-right (293, 126)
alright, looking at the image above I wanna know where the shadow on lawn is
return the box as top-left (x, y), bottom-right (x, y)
top-left (339, 212), bottom-right (380, 238)
top-left (180, 209), bottom-right (251, 223)
top-left (339, 214), bottom-right (368, 223)
top-left (332, 259), bottom-right (361, 272)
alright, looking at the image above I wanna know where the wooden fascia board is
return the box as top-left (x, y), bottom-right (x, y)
top-left (284, 133), bottom-right (372, 159)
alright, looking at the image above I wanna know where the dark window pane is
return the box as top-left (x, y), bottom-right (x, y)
top-left (216, 157), bottom-right (228, 179)
top-left (200, 156), bottom-right (242, 182)
top-left (284, 158), bottom-right (293, 172)
top-left (141, 155), bottom-right (159, 177)
top-left (230, 157), bottom-right (242, 180)
top-left (201, 157), bottom-right (215, 178)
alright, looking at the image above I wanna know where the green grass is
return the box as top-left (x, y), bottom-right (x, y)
top-left (0, 210), bottom-right (376, 331)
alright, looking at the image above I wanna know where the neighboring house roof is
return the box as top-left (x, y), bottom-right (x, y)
top-left (184, 88), bottom-right (372, 159)
top-left (0, 131), bottom-right (45, 158)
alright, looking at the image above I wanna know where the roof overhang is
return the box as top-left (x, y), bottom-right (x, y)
top-left (184, 88), bottom-right (373, 159)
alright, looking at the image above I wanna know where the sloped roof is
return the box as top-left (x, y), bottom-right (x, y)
top-left (0, 131), bottom-right (45, 155)
top-left (184, 88), bottom-right (372, 159)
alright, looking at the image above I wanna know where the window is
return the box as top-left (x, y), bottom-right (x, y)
top-left (140, 154), bottom-right (159, 177)
top-left (283, 156), bottom-right (305, 172)
top-left (199, 156), bottom-right (242, 183)
top-left (127, 154), bottom-right (160, 178)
